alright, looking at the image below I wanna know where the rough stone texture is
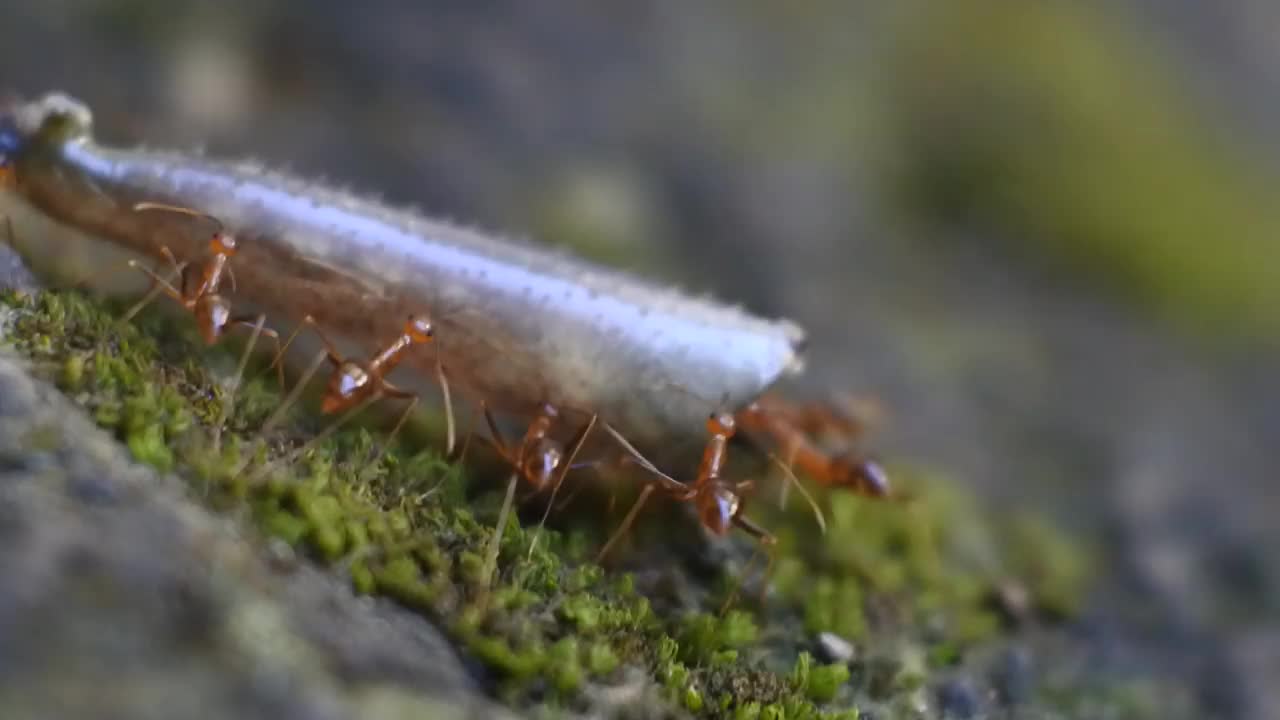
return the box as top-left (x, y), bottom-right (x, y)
top-left (0, 250), bottom-right (515, 719)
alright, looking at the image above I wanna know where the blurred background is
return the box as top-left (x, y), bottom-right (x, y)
top-left (1, 1), bottom-right (1277, 717)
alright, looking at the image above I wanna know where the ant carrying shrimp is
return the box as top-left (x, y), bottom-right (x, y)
top-left (584, 393), bottom-right (895, 609)
top-left (589, 410), bottom-right (801, 611)
top-left (244, 313), bottom-right (457, 485)
top-left (120, 202), bottom-right (292, 447)
top-left (478, 401), bottom-right (597, 552)
top-left (2, 92), bottom-right (898, 602)
top-left (737, 394), bottom-right (891, 498)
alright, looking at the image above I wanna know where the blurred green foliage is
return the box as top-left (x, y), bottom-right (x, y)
top-left (884, 0), bottom-right (1280, 343)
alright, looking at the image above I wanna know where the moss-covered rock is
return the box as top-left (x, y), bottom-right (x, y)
top-left (0, 282), bottom-right (1102, 718)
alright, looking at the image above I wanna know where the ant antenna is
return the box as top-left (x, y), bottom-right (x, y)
top-left (133, 201), bottom-right (227, 234)
top-left (767, 452), bottom-right (827, 534)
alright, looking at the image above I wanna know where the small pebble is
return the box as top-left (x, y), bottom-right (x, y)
top-left (936, 677), bottom-right (980, 719)
top-left (816, 631), bottom-right (855, 664)
top-left (264, 538), bottom-right (299, 572)
top-left (994, 578), bottom-right (1032, 622)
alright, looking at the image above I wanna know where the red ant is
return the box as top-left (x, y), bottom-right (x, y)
top-left (735, 395), bottom-right (890, 498)
top-left (251, 313), bottom-right (455, 482)
top-left (473, 401), bottom-right (599, 563)
top-left (123, 203), bottom-right (283, 368)
top-left (479, 402), bottom-right (598, 495)
top-left (594, 396), bottom-right (890, 610)
top-left (597, 411), bottom-right (777, 561)
top-left (595, 411), bottom-right (803, 613)
top-left (121, 203), bottom-right (290, 447)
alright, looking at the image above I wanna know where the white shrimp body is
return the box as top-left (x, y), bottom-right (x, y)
top-left (0, 93), bottom-right (805, 450)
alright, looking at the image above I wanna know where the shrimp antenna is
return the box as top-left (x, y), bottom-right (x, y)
top-left (767, 452), bottom-right (826, 535)
top-left (133, 201), bottom-right (226, 233)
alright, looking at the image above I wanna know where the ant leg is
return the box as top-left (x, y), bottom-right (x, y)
top-left (157, 246), bottom-right (187, 291)
top-left (434, 357), bottom-right (456, 456)
top-left (600, 421), bottom-right (689, 495)
top-left (260, 317), bottom-right (340, 434)
top-left (738, 402), bottom-right (891, 498)
top-left (58, 240), bottom-right (172, 295)
top-left (378, 380), bottom-right (416, 403)
top-left (300, 314), bottom-right (345, 366)
top-left (228, 317), bottom-right (286, 389)
top-left (259, 348), bottom-right (330, 435)
top-left (268, 314), bottom-right (342, 372)
top-left (449, 406), bottom-right (480, 464)
top-left (481, 471), bottom-right (520, 595)
top-left (528, 413), bottom-right (597, 558)
top-left (766, 453), bottom-right (827, 534)
top-left (211, 314), bottom-right (266, 452)
top-left (537, 413), bottom-right (597, 508)
top-left (596, 482), bottom-right (656, 564)
top-left (720, 515), bottom-right (777, 614)
top-left (363, 380), bottom-right (419, 474)
top-left (776, 437), bottom-right (799, 510)
top-left (552, 454), bottom-right (630, 512)
top-left (552, 477), bottom-right (592, 513)
top-left (244, 391), bottom-right (381, 486)
top-left (480, 401), bottom-right (513, 459)
top-left (268, 318), bottom-right (308, 372)
top-left (119, 255), bottom-right (187, 323)
top-left (594, 421), bottom-right (696, 562)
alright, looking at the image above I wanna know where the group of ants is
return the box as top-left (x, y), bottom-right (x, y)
top-left (5, 200), bottom-right (894, 607)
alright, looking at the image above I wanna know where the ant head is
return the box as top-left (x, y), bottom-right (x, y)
top-left (196, 295), bottom-right (232, 345)
top-left (405, 315), bottom-right (435, 344)
top-left (707, 411), bottom-right (736, 438)
top-left (698, 483), bottom-right (740, 536)
top-left (210, 231), bottom-right (237, 257)
top-left (523, 439), bottom-right (564, 492)
top-left (322, 361), bottom-right (370, 414)
top-left (835, 455), bottom-right (891, 498)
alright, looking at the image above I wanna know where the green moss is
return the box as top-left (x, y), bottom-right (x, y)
top-left (547, 637), bottom-right (584, 693)
top-left (0, 286), bottom-right (1097, 718)
top-left (586, 641), bottom-right (619, 677)
top-left (792, 652), bottom-right (851, 703)
top-left (1004, 512), bottom-right (1093, 618)
top-left (558, 592), bottom-right (605, 633)
top-left (59, 353), bottom-right (86, 391)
